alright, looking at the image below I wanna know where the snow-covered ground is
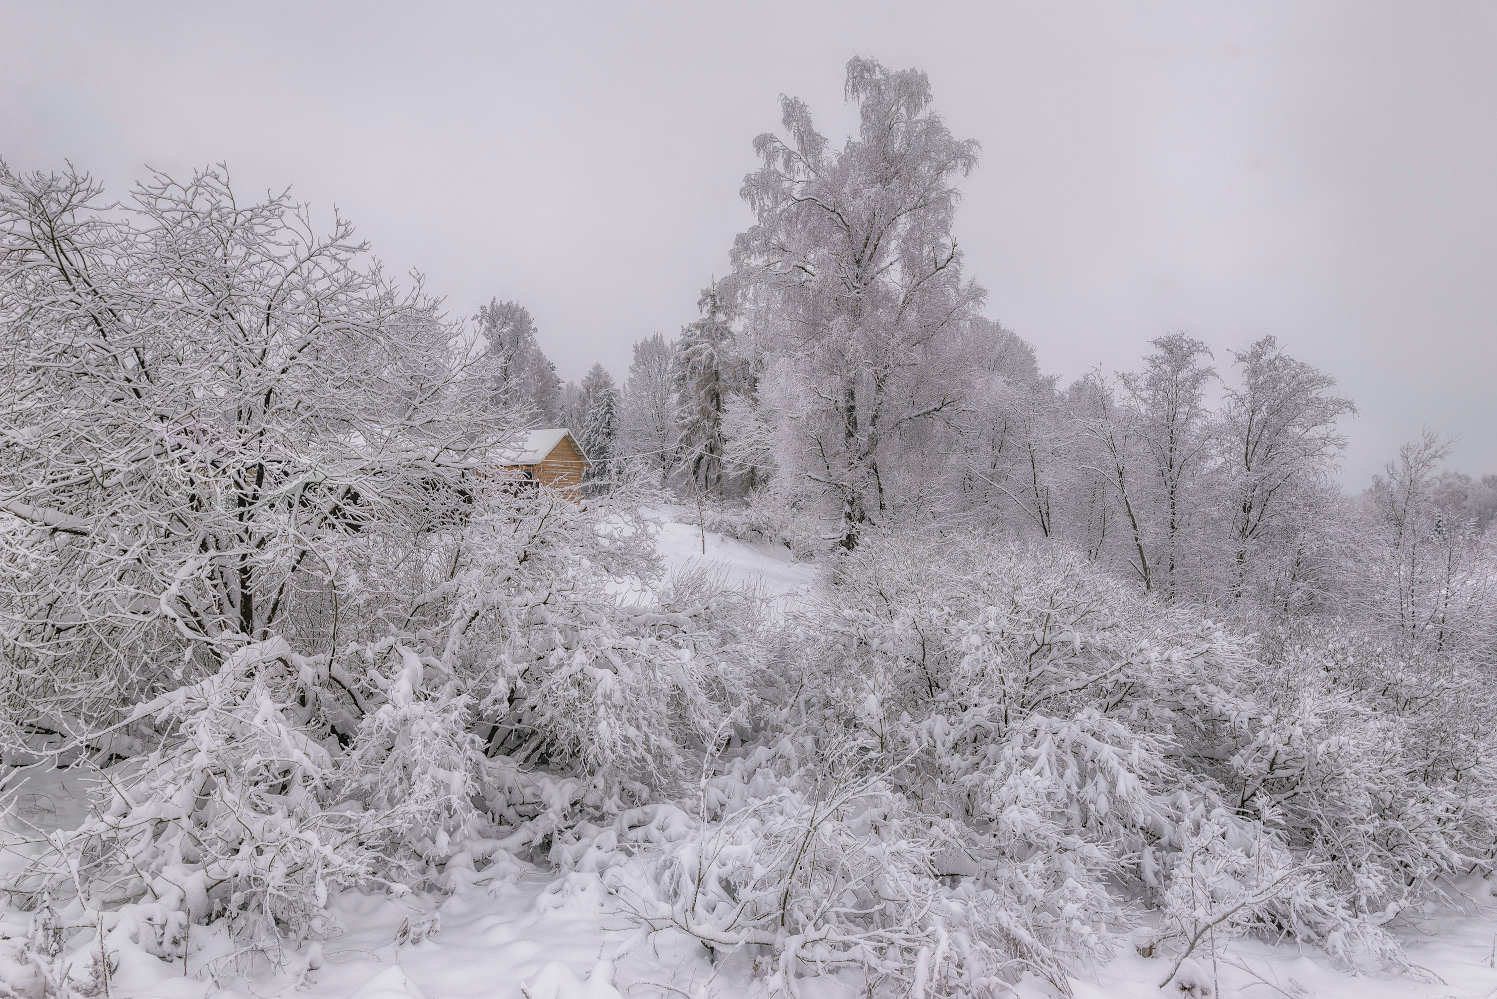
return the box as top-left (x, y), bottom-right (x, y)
top-left (6, 511), bottom-right (1497, 999)
top-left (643, 505), bottom-right (818, 601)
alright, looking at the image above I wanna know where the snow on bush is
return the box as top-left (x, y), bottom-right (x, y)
top-left (0, 163), bottom-right (758, 987)
top-left (636, 531), bottom-right (1429, 993)
top-left (1171, 624), bottom-right (1497, 929)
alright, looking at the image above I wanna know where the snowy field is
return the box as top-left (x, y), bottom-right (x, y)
top-left (2, 510), bottom-right (1494, 999)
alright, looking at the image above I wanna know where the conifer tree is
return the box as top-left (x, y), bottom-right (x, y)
top-left (675, 286), bottom-right (737, 495)
top-left (581, 386), bottom-right (620, 480)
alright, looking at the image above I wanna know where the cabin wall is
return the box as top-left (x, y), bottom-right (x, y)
top-left (493, 432), bottom-right (587, 502)
top-left (535, 436), bottom-right (586, 493)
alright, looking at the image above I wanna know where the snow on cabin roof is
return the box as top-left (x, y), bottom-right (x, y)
top-left (495, 428), bottom-right (586, 466)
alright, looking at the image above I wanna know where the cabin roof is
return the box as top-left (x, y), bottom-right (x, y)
top-left (496, 428), bottom-right (587, 466)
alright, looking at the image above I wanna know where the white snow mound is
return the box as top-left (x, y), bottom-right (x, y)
top-left (350, 967), bottom-right (430, 999)
top-left (520, 959), bottom-right (623, 999)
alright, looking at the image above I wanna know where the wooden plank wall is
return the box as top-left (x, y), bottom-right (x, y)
top-left (534, 435), bottom-right (585, 492)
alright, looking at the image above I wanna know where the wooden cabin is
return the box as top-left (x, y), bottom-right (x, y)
top-left (497, 428), bottom-right (589, 497)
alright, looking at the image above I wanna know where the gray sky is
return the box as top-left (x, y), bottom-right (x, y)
top-left (2, 1), bottom-right (1493, 484)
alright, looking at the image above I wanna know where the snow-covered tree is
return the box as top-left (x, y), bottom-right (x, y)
top-left (557, 378), bottom-right (585, 432)
top-left (722, 57), bottom-right (985, 546)
top-left (580, 385), bottom-right (619, 481)
top-left (617, 332), bottom-right (680, 481)
top-left (0, 162), bottom-right (510, 730)
top-left (1360, 432), bottom-right (1496, 654)
top-left (579, 362), bottom-right (614, 413)
top-left (1121, 334), bottom-right (1215, 601)
top-left (674, 286), bottom-right (740, 495)
top-left (1074, 372), bottom-right (1158, 587)
top-left (1217, 337), bottom-right (1355, 597)
top-left (1429, 470), bottom-right (1497, 534)
top-left (473, 298), bottom-right (562, 423)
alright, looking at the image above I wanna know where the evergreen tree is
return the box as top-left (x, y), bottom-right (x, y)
top-left (675, 286), bottom-right (737, 495)
top-left (558, 379), bottom-right (586, 433)
top-left (559, 364), bottom-right (616, 435)
top-left (581, 386), bottom-right (620, 480)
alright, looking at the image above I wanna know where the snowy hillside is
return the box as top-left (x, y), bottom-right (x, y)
top-left (645, 506), bottom-right (819, 599)
top-left (4, 511), bottom-right (1496, 999)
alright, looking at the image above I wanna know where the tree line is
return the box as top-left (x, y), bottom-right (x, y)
top-left (509, 55), bottom-right (1495, 666)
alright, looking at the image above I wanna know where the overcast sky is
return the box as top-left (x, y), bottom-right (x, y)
top-left (2, 1), bottom-right (1493, 484)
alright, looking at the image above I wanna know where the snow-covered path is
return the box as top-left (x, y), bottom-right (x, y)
top-left (644, 506), bottom-right (819, 600)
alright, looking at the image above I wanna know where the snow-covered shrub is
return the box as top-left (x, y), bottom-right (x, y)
top-left (0, 483), bottom-right (765, 970)
top-left (5, 641), bottom-right (375, 951)
top-left (0, 935), bottom-right (52, 999)
top-left (645, 767), bottom-right (973, 991)
top-left (1142, 809), bottom-right (1299, 985)
top-left (1140, 807), bottom-right (1405, 987)
top-left (344, 647), bottom-right (489, 877)
top-left (769, 536), bottom-right (1180, 980)
top-left (0, 162), bottom-right (775, 979)
top-left (650, 529), bottom-right (1413, 993)
top-left (384, 488), bottom-right (759, 807)
top-left (1168, 624), bottom-right (1497, 926)
top-left (560, 739), bottom-right (1077, 998)
top-left (1, 639), bottom-right (498, 955)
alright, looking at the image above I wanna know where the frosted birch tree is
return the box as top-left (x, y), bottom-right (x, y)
top-left (723, 57), bottom-right (984, 546)
top-left (618, 332), bottom-right (680, 481)
top-left (1217, 337), bottom-right (1355, 597)
top-left (1121, 334), bottom-right (1215, 601)
top-left (1074, 373), bottom-right (1156, 588)
top-left (1362, 432), bottom-right (1495, 653)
